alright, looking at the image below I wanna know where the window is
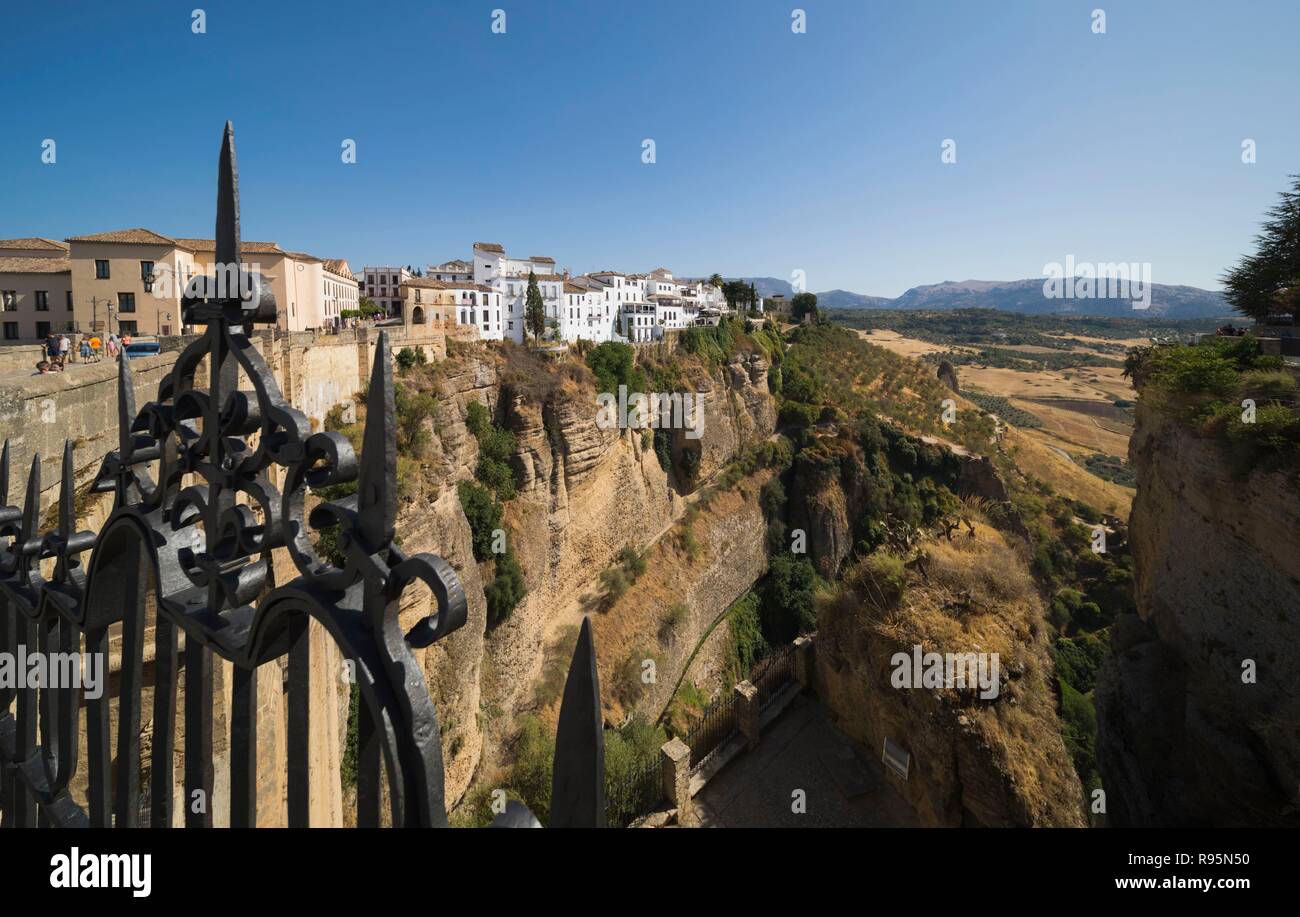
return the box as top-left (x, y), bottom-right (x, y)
top-left (35, 291), bottom-right (49, 311)
top-left (95, 260), bottom-right (110, 279)
top-left (1, 291), bottom-right (16, 311)
top-left (36, 321), bottom-right (51, 339)
top-left (140, 261), bottom-right (154, 280)
top-left (118, 320), bottom-right (138, 336)
top-left (66, 290), bottom-right (73, 310)
top-left (3, 322), bottom-right (18, 340)
top-left (118, 292), bottom-right (136, 312)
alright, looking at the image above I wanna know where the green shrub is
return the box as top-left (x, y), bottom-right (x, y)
top-left (465, 400), bottom-right (491, 438)
top-left (486, 549), bottom-right (527, 628)
top-left (600, 566), bottom-right (631, 603)
top-left (727, 591), bottom-right (769, 679)
top-left (508, 715), bottom-right (554, 823)
top-left (1053, 631), bottom-right (1108, 695)
top-left (394, 383), bottom-right (437, 457)
top-left (457, 481), bottom-right (502, 561)
top-left (395, 346), bottom-right (426, 372)
top-left (1058, 678), bottom-right (1099, 788)
top-left (859, 551), bottom-right (907, 608)
top-left (585, 341), bottom-right (645, 395)
top-left (761, 554), bottom-right (819, 643)
top-left (659, 603), bottom-right (689, 639)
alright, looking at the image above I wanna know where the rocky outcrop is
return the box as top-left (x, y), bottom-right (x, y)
top-left (399, 346), bottom-right (778, 805)
top-left (814, 524), bottom-right (1087, 827)
top-left (1097, 403), bottom-right (1300, 826)
top-left (937, 360), bottom-right (959, 393)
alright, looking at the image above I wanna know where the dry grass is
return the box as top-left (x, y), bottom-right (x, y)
top-left (825, 517), bottom-right (1087, 825)
top-left (1004, 427), bottom-right (1133, 519)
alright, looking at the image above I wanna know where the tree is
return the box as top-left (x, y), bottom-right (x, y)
top-left (1223, 175), bottom-right (1300, 321)
top-left (524, 270), bottom-right (546, 342)
top-left (708, 272), bottom-right (724, 291)
top-left (722, 280), bottom-right (748, 312)
top-left (791, 291), bottom-right (819, 323)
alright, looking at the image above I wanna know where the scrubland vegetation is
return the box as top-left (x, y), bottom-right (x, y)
top-left (1126, 334), bottom-right (1300, 473)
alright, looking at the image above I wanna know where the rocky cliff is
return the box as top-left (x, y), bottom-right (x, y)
top-left (391, 346), bottom-right (777, 804)
top-left (814, 523), bottom-right (1087, 827)
top-left (1097, 403), bottom-right (1300, 826)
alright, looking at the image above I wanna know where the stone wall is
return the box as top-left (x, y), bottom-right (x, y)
top-left (0, 324), bottom-right (458, 514)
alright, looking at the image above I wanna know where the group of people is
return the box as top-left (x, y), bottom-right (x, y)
top-left (34, 331), bottom-right (128, 375)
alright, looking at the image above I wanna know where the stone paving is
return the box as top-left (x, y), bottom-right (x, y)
top-left (694, 694), bottom-right (919, 828)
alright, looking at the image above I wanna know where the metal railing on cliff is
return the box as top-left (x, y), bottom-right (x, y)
top-left (0, 123), bottom-right (605, 829)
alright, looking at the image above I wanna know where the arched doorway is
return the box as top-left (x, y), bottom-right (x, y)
top-left (411, 306), bottom-right (425, 325)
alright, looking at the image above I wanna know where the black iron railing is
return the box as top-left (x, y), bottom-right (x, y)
top-left (0, 123), bottom-right (605, 830)
top-left (752, 642), bottom-right (796, 709)
top-left (684, 691), bottom-right (738, 768)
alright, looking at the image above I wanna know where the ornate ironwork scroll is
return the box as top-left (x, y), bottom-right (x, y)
top-left (0, 123), bottom-right (605, 828)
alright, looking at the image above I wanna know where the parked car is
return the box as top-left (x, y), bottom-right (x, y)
top-left (123, 341), bottom-right (161, 358)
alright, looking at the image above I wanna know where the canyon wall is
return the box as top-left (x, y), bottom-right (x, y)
top-left (389, 348), bottom-right (778, 804)
top-left (1097, 403), bottom-right (1300, 826)
top-left (813, 524), bottom-right (1087, 827)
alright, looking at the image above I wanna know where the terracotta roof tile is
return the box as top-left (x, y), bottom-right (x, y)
top-left (0, 256), bottom-right (72, 274)
top-left (173, 238), bottom-right (285, 254)
top-left (0, 237), bottom-right (69, 253)
top-left (66, 228), bottom-right (185, 247)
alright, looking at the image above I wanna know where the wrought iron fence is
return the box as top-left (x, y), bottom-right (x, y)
top-left (752, 642), bottom-right (796, 709)
top-left (0, 123), bottom-right (606, 830)
top-left (606, 753), bottom-right (661, 828)
top-left (684, 690), bottom-right (739, 768)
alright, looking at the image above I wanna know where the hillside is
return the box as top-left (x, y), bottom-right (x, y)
top-left (744, 278), bottom-right (1231, 319)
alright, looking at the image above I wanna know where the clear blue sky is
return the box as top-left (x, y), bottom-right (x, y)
top-left (2, 0), bottom-right (1298, 295)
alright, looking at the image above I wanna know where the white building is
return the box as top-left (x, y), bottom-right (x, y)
top-left (472, 242), bottom-right (568, 343)
top-left (321, 258), bottom-right (359, 329)
top-left (449, 283), bottom-right (505, 341)
top-left (362, 266), bottom-right (412, 318)
top-left (426, 259), bottom-right (473, 283)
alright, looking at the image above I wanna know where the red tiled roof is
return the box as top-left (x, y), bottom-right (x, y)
top-left (0, 256), bottom-right (72, 274)
top-left (0, 237), bottom-right (69, 253)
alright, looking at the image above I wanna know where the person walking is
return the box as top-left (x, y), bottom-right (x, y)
top-left (58, 333), bottom-right (70, 366)
top-left (80, 337), bottom-right (92, 361)
top-left (89, 334), bottom-right (102, 362)
top-left (45, 332), bottom-right (59, 364)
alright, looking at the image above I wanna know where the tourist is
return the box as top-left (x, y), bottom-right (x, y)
top-left (90, 335), bottom-right (102, 361)
top-left (58, 333), bottom-right (70, 366)
top-left (45, 332), bottom-right (59, 363)
top-left (80, 337), bottom-right (92, 361)
top-left (34, 360), bottom-right (51, 375)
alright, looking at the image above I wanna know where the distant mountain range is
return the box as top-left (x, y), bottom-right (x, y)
top-left (732, 277), bottom-right (1233, 320)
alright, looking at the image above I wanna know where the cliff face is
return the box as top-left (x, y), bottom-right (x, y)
top-left (1097, 404), bottom-right (1300, 826)
top-left (814, 524), bottom-right (1087, 827)
top-left (395, 346), bottom-right (777, 804)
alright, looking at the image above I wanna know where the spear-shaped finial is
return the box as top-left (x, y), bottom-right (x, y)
top-left (58, 440), bottom-right (75, 535)
top-left (550, 616), bottom-right (606, 828)
top-left (20, 452), bottom-right (41, 543)
top-left (355, 330), bottom-right (397, 553)
top-left (117, 351), bottom-right (136, 461)
top-left (1, 439), bottom-right (9, 507)
top-left (215, 120), bottom-right (240, 271)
